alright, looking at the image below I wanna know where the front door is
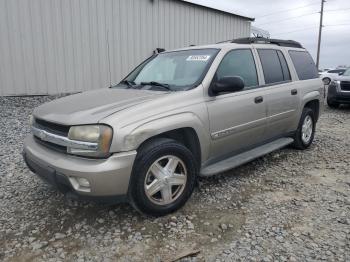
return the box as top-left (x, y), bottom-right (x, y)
top-left (206, 49), bottom-right (267, 163)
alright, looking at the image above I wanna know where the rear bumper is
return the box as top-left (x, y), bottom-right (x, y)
top-left (23, 135), bottom-right (136, 201)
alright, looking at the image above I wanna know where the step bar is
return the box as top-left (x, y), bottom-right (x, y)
top-left (200, 137), bottom-right (294, 177)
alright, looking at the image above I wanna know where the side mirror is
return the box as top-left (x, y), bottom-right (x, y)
top-left (210, 76), bottom-right (245, 95)
top-left (339, 72), bottom-right (344, 75)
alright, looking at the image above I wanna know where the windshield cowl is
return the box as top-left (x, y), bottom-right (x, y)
top-left (113, 81), bottom-right (175, 92)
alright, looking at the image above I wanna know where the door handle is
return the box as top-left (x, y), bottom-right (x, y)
top-left (291, 89), bottom-right (298, 95)
top-left (254, 96), bottom-right (263, 104)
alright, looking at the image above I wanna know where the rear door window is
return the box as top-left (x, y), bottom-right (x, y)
top-left (288, 50), bottom-right (318, 80)
top-left (257, 49), bottom-right (291, 85)
top-left (277, 50), bottom-right (291, 81)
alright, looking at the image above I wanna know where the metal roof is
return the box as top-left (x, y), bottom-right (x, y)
top-left (179, 0), bottom-right (255, 21)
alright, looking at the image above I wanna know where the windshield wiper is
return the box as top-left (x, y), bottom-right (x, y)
top-left (140, 81), bottom-right (171, 91)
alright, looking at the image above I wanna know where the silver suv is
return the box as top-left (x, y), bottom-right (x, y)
top-left (23, 38), bottom-right (323, 216)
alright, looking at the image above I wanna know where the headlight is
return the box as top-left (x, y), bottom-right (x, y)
top-left (329, 80), bottom-right (339, 90)
top-left (67, 125), bottom-right (113, 158)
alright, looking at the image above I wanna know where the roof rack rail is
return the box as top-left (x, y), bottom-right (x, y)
top-left (230, 37), bottom-right (303, 48)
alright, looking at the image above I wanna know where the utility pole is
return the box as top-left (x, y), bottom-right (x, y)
top-left (316, 0), bottom-right (325, 69)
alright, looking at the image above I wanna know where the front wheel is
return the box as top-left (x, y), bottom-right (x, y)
top-left (292, 108), bottom-right (316, 150)
top-left (327, 98), bottom-right (340, 108)
top-left (128, 138), bottom-right (197, 216)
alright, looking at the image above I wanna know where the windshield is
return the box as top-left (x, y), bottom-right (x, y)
top-left (343, 68), bottom-right (350, 76)
top-left (120, 48), bottom-right (219, 91)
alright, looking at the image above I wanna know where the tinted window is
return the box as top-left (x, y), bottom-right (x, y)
top-left (277, 50), bottom-right (291, 81)
top-left (328, 69), bottom-right (345, 74)
top-left (216, 49), bottom-right (258, 89)
top-left (258, 49), bottom-right (291, 84)
top-left (288, 51), bottom-right (318, 80)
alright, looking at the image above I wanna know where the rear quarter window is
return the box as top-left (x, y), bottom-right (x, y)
top-left (288, 50), bottom-right (318, 80)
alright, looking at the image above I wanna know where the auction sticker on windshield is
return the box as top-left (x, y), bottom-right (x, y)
top-left (186, 55), bottom-right (211, 61)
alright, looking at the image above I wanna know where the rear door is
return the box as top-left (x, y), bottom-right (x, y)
top-left (255, 48), bottom-right (300, 139)
top-left (206, 48), bottom-right (267, 162)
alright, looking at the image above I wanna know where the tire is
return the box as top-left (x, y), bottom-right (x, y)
top-left (128, 138), bottom-right (197, 216)
top-left (292, 107), bottom-right (316, 150)
top-left (322, 77), bottom-right (331, 85)
top-left (327, 98), bottom-right (340, 108)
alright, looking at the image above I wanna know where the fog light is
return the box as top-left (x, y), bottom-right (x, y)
top-left (77, 177), bottom-right (90, 187)
top-left (69, 177), bottom-right (91, 192)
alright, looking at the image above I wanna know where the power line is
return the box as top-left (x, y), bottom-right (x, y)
top-left (325, 23), bottom-right (350, 26)
top-left (271, 23), bottom-right (350, 36)
top-left (255, 12), bottom-right (320, 26)
top-left (324, 7), bottom-right (350, 12)
top-left (272, 26), bottom-right (350, 36)
top-left (256, 1), bottom-right (320, 18)
top-left (272, 27), bottom-right (318, 36)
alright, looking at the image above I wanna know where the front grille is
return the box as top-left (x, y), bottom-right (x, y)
top-left (35, 118), bottom-right (70, 136)
top-left (32, 119), bottom-right (98, 156)
top-left (33, 118), bottom-right (70, 153)
top-left (340, 81), bottom-right (350, 91)
top-left (34, 136), bottom-right (67, 154)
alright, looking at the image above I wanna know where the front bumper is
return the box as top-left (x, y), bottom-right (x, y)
top-left (23, 135), bottom-right (136, 201)
top-left (328, 83), bottom-right (350, 104)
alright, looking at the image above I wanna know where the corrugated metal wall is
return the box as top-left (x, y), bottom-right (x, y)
top-left (0, 0), bottom-right (251, 96)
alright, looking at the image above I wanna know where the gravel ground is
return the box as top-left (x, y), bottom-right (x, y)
top-left (0, 96), bottom-right (349, 262)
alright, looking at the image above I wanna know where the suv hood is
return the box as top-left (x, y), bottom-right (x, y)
top-left (34, 88), bottom-right (168, 125)
top-left (334, 75), bottom-right (350, 81)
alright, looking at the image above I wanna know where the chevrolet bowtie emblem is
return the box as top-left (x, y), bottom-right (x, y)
top-left (38, 130), bottom-right (46, 140)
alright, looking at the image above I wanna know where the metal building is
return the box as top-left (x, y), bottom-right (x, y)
top-left (0, 0), bottom-right (253, 96)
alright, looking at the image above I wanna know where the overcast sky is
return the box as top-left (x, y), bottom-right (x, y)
top-left (189, 0), bottom-right (350, 69)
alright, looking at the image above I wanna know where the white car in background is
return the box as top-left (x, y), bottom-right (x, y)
top-left (320, 68), bottom-right (347, 85)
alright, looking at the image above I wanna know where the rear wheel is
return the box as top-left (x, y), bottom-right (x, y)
top-left (129, 138), bottom-right (197, 216)
top-left (292, 107), bottom-right (316, 150)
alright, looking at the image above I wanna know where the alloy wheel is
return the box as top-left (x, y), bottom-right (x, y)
top-left (144, 155), bottom-right (187, 205)
top-left (301, 115), bottom-right (313, 144)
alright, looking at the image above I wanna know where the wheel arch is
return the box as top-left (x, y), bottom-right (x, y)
top-left (137, 127), bottom-right (202, 169)
top-left (304, 99), bottom-right (320, 121)
top-left (301, 91), bottom-right (321, 121)
top-left (119, 113), bottom-right (210, 167)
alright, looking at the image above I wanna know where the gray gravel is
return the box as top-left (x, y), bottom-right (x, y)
top-left (0, 96), bottom-right (349, 261)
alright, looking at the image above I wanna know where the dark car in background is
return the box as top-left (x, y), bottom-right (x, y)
top-left (327, 68), bottom-right (350, 108)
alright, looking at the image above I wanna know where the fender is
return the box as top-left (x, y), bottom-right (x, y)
top-left (296, 90), bottom-right (322, 122)
top-left (119, 112), bottom-right (211, 162)
top-left (302, 90), bottom-right (321, 106)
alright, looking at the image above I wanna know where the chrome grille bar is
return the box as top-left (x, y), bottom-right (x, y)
top-left (32, 126), bottom-right (98, 150)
